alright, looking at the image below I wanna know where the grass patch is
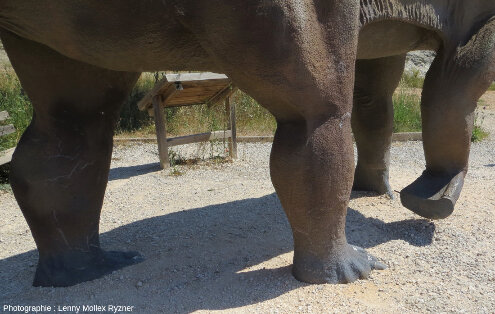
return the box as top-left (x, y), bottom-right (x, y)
top-left (472, 126), bottom-right (489, 142)
top-left (400, 70), bottom-right (424, 89)
top-left (393, 71), bottom-right (424, 133)
top-left (488, 82), bottom-right (495, 91)
top-left (393, 89), bottom-right (422, 133)
top-left (472, 111), bottom-right (490, 142)
top-left (231, 91), bottom-right (276, 135)
top-left (0, 68), bottom-right (33, 152)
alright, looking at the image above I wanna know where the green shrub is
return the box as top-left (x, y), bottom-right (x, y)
top-left (0, 69), bottom-right (33, 152)
top-left (116, 75), bottom-right (155, 133)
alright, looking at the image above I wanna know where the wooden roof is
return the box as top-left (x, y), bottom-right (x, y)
top-left (137, 72), bottom-right (234, 111)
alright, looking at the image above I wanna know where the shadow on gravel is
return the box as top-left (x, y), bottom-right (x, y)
top-left (485, 164), bottom-right (495, 167)
top-left (108, 162), bottom-right (161, 181)
top-left (0, 193), bottom-right (434, 312)
top-left (346, 209), bottom-right (435, 248)
top-left (348, 192), bottom-right (435, 247)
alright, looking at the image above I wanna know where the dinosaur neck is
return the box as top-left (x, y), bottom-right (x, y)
top-left (359, 0), bottom-right (445, 31)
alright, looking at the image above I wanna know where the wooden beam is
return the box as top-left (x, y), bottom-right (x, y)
top-left (0, 124), bottom-right (15, 137)
top-left (165, 72), bottom-right (228, 82)
top-left (138, 73), bottom-right (232, 112)
top-left (152, 95), bottom-right (170, 169)
top-left (225, 97), bottom-right (238, 159)
top-left (208, 85), bottom-right (238, 108)
top-left (0, 111), bottom-right (9, 122)
top-left (167, 130), bottom-right (232, 147)
top-left (138, 80), bottom-right (181, 111)
top-left (0, 147), bottom-right (15, 166)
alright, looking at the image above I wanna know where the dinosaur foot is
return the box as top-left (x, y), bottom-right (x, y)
top-left (353, 166), bottom-right (394, 199)
top-left (33, 249), bottom-right (144, 287)
top-left (400, 170), bottom-right (465, 220)
top-left (292, 245), bottom-right (387, 284)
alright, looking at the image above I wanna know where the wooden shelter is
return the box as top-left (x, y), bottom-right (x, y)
top-left (137, 72), bottom-right (237, 169)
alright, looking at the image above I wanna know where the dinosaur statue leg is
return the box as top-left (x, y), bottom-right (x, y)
top-left (1, 31), bottom-right (142, 287)
top-left (401, 19), bottom-right (495, 219)
top-left (270, 113), bottom-right (386, 283)
top-left (178, 1), bottom-right (385, 283)
top-left (352, 55), bottom-right (406, 198)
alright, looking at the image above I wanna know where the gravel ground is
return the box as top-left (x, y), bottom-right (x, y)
top-left (0, 108), bottom-right (494, 313)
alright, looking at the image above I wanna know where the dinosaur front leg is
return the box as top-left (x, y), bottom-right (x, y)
top-left (181, 0), bottom-right (384, 283)
top-left (270, 116), bottom-right (386, 283)
top-left (177, 0), bottom-right (386, 283)
top-left (1, 31), bottom-right (142, 287)
top-left (352, 55), bottom-right (406, 198)
top-left (401, 19), bottom-right (495, 219)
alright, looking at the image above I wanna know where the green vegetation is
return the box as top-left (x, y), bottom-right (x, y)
top-left (472, 126), bottom-right (490, 142)
top-left (0, 69), bottom-right (32, 186)
top-left (117, 75), bottom-right (276, 138)
top-left (231, 91), bottom-right (276, 135)
top-left (0, 69), bottom-right (33, 152)
top-left (488, 82), bottom-right (495, 91)
top-left (117, 75), bottom-right (155, 134)
top-left (0, 68), bottom-right (490, 161)
top-left (392, 90), bottom-right (422, 133)
top-left (391, 72), bottom-right (423, 133)
top-left (401, 70), bottom-right (424, 89)
top-left (472, 111), bottom-right (490, 142)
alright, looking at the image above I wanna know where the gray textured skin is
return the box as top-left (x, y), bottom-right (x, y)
top-left (0, 0), bottom-right (494, 287)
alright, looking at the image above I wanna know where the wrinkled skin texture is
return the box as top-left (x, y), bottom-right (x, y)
top-left (0, 0), bottom-right (494, 287)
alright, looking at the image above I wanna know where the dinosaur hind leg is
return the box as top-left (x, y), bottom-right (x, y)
top-left (1, 30), bottom-right (143, 287)
top-left (352, 54), bottom-right (406, 198)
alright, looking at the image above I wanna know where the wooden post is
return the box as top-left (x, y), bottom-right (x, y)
top-left (153, 95), bottom-right (169, 169)
top-left (225, 96), bottom-right (238, 159)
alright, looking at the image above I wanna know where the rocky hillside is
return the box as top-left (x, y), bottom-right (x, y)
top-left (404, 51), bottom-right (436, 77)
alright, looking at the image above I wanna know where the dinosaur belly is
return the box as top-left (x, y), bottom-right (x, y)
top-left (0, 0), bottom-right (215, 72)
top-left (357, 20), bottom-right (440, 59)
